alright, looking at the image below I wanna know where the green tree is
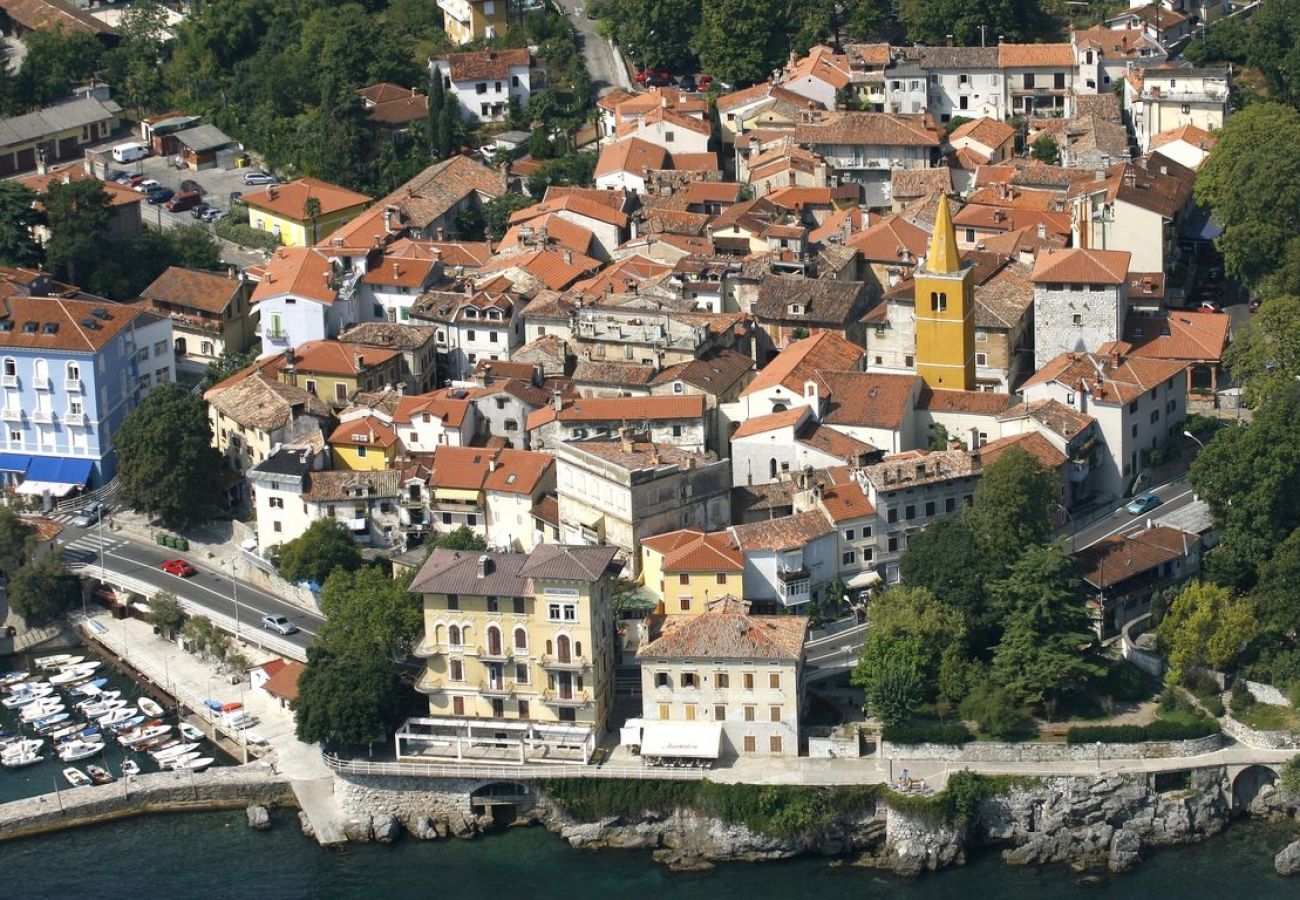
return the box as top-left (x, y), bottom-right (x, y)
top-left (1030, 134), bottom-right (1060, 165)
top-left (276, 518), bottom-right (363, 585)
top-left (1183, 16), bottom-right (1250, 68)
top-left (1245, 0), bottom-right (1300, 106)
top-left (899, 515), bottom-right (993, 637)
top-left (990, 544), bottom-right (1099, 706)
top-left (966, 446), bottom-right (1057, 571)
top-left (181, 614), bottom-right (219, 659)
top-left (294, 643), bottom-right (405, 746)
top-left (303, 196), bottom-right (323, 244)
top-left (15, 28), bottom-right (105, 109)
top-left (434, 525), bottom-right (488, 551)
top-left (1195, 103), bottom-right (1300, 292)
top-left (1253, 528), bottom-right (1300, 637)
top-left (898, 0), bottom-right (1047, 46)
top-left (8, 553), bottom-right (80, 625)
top-left (842, 0), bottom-right (892, 40)
top-left (959, 683), bottom-right (1024, 738)
top-left (204, 349), bottom-right (255, 385)
top-left (1157, 581), bottom-right (1259, 683)
top-left (1189, 383), bottom-right (1300, 588)
top-left (146, 590), bottom-right (185, 640)
top-left (859, 585), bottom-right (966, 690)
top-left (852, 635), bottom-right (926, 725)
top-left (696, 0), bottom-right (794, 87)
top-left (0, 505), bottom-right (36, 578)
top-left (107, 0), bottom-right (170, 117)
top-left (481, 193), bottom-right (535, 241)
top-left (603, 0), bottom-right (700, 70)
top-left (43, 179), bottom-right (111, 286)
top-left (116, 384), bottom-right (226, 529)
top-left (0, 181), bottom-right (43, 267)
top-left (319, 566), bottom-right (420, 661)
top-left (1221, 295), bottom-right (1300, 407)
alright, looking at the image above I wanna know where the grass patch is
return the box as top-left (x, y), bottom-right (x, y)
top-left (1234, 702), bottom-right (1300, 732)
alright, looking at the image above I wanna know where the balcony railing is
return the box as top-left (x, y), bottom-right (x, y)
top-left (1, 408), bottom-right (22, 422)
top-left (1, 375), bottom-right (17, 388)
top-left (64, 412), bottom-right (86, 427)
top-left (31, 377), bottom-right (50, 391)
top-left (31, 410), bottom-right (54, 424)
top-left (480, 679), bottom-right (517, 697)
top-left (539, 654), bottom-right (589, 671)
top-left (541, 689), bottom-right (593, 707)
top-left (412, 635), bottom-right (444, 658)
top-left (477, 645), bottom-right (512, 663)
top-left (264, 328), bottom-right (290, 343)
top-left (65, 378), bottom-right (82, 393)
top-left (414, 671), bottom-right (444, 694)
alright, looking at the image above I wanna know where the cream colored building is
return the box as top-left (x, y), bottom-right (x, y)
top-left (639, 529), bottom-right (745, 615)
top-left (637, 609), bottom-right (806, 757)
top-left (412, 545), bottom-right (620, 730)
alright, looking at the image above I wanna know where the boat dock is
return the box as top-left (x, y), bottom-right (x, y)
top-left (74, 612), bottom-right (347, 846)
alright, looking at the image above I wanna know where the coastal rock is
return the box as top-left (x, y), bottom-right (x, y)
top-left (448, 812), bottom-right (476, 839)
top-left (412, 817), bottom-right (439, 840)
top-left (1108, 829), bottom-right (1142, 873)
top-left (1275, 840), bottom-right (1300, 876)
top-left (373, 814), bottom-right (401, 843)
top-left (245, 804), bottom-right (270, 831)
top-left (858, 806), bottom-right (964, 876)
top-left (343, 817), bottom-right (374, 843)
top-left (299, 811), bottom-right (315, 839)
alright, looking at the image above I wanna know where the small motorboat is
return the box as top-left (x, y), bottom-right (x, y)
top-left (3, 685), bottom-right (53, 707)
top-left (50, 664), bottom-right (101, 686)
top-left (0, 671), bottom-right (30, 686)
top-left (85, 764), bottom-right (114, 785)
top-left (58, 740), bottom-right (103, 762)
top-left (33, 713), bottom-right (72, 733)
top-left (70, 678), bottom-right (109, 697)
top-left (2, 749), bottom-right (43, 768)
top-left (178, 723), bottom-right (205, 742)
top-left (119, 724), bottom-right (170, 748)
top-left (138, 697), bottom-right (164, 717)
top-left (120, 759), bottom-right (140, 777)
top-left (83, 699), bottom-right (127, 719)
top-left (171, 756), bottom-right (215, 772)
top-left (2, 738), bottom-right (43, 758)
top-left (97, 707), bottom-right (137, 728)
top-left (20, 700), bottom-right (65, 722)
top-left (74, 690), bottom-right (120, 711)
top-left (152, 742), bottom-right (199, 762)
top-left (160, 751), bottom-right (202, 769)
top-left (107, 715), bottom-right (145, 734)
top-left (57, 730), bottom-right (102, 746)
top-left (34, 653), bottom-right (75, 669)
top-left (62, 767), bottom-right (92, 788)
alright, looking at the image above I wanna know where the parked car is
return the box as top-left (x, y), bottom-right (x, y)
top-left (179, 179), bottom-right (204, 196)
top-left (71, 502), bottom-right (104, 528)
top-left (242, 171), bottom-right (277, 186)
top-left (201, 207), bottom-right (226, 222)
top-left (133, 179), bottom-right (160, 193)
top-left (1126, 492), bottom-right (1163, 516)
top-left (146, 188), bottom-right (174, 205)
top-left (190, 203), bottom-right (212, 219)
top-left (165, 191), bottom-right (201, 213)
top-left (261, 614), bottom-right (299, 636)
top-left (678, 73), bottom-right (697, 91)
top-left (635, 66), bottom-right (671, 85)
top-left (697, 74), bottom-right (713, 89)
top-left (160, 559), bottom-right (196, 577)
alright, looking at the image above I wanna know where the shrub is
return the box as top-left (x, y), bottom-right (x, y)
top-left (1065, 720), bottom-right (1218, 744)
top-left (1231, 680), bottom-right (1256, 712)
top-left (213, 216), bottom-right (282, 253)
top-left (1099, 662), bottom-right (1154, 703)
top-left (881, 722), bottom-right (974, 745)
top-left (1282, 756), bottom-right (1300, 795)
top-left (959, 684), bottom-right (1024, 739)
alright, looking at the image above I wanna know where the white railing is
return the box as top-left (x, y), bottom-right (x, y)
top-left (63, 412), bottom-right (86, 427)
top-left (56, 475), bottom-right (120, 512)
top-left (65, 378), bottom-right (83, 393)
top-left (1, 407), bottom-right (22, 421)
top-left (324, 753), bottom-right (708, 781)
top-left (68, 566), bottom-right (307, 663)
top-left (31, 410), bottom-right (54, 424)
top-left (31, 376), bottom-right (50, 390)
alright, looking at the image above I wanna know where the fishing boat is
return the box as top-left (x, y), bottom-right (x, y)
top-left (160, 751), bottom-right (202, 769)
top-left (119, 724), bottom-right (171, 748)
top-left (151, 742), bottom-right (199, 762)
top-left (74, 690), bottom-right (120, 710)
top-left (85, 764), bottom-right (114, 785)
top-left (120, 759), bottom-right (140, 777)
top-left (2, 685), bottom-right (53, 707)
top-left (82, 698), bottom-right (127, 719)
top-left (1, 738), bottom-right (43, 758)
top-left (57, 740), bottom-right (103, 762)
top-left (137, 698), bottom-right (164, 717)
top-left (33, 713), bottom-right (72, 733)
top-left (171, 756), bottom-right (215, 773)
top-left (50, 664), bottom-right (100, 686)
top-left (178, 723), bottom-right (205, 742)
top-left (2, 749), bottom-right (43, 768)
top-left (62, 767), bottom-right (92, 787)
top-left (107, 715), bottom-right (144, 734)
top-left (70, 677), bottom-right (109, 697)
top-left (96, 707), bottom-right (137, 728)
top-left (34, 653), bottom-right (74, 669)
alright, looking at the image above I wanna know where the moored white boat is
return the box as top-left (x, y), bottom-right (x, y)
top-left (34, 653), bottom-right (74, 670)
top-left (19, 701), bottom-right (64, 722)
top-left (178, 723), bottom-right (205, 742)
top-left (107, 714), bottom-right (144, 733)
top-left (2, 686), bottom-right (53, 707)
top-left (57, 740), bottom-right (103, 762)
top-left (62, 766), bottom-right (92, 787)
top-left (85, 764), bottom-right (114, 785)
top-left (2, 750), bottom-right (43, 768)
top-left (1, 738), bottom-right (43, 758)
top-left (33, 713), bottom-right (72, 733)
top-left (171, 756), bottom-right (215, 772)
top-left (96, 706), bottom-right (137, 727)
top-left (160, 751), bottom-right (201, 769)
top-left (0, 671), bottom-right (30, 686)
top-left (82, 699), bottom-right (127, 719)
top-left (137, 697), bottom-right (164, 717)
top-left (119, 724), bottom-right (170, 748)
top-left (119, 759), bottom-right (140, 777)
top-left (74, 690), bottom-right (120, 711)
top-left (71, 677), bottom-right (109, 697)
top-left (49, 664), bottom-right (100, 686)
top-left (151, 741), bottom-right (199, 762)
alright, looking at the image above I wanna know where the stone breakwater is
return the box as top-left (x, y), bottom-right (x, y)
top-left (0, 763), bottom-right (294, 843)
top-left (332, 766), bottom-right (1300, 875)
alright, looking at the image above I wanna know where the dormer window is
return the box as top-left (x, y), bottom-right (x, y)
top-left (788, 303), bottom-right (802, 315)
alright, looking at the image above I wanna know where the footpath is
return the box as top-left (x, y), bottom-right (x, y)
top-left (77, 610), bottom-right (346, 845)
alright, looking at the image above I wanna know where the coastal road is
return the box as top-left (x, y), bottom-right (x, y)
top-left (1064, 476), bottom-right (1196, 553)
top-left (56, 518), bottom-right (322, 656)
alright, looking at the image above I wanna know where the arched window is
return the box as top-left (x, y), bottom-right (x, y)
top-left (545, 639), bottom-right (553, 655)
top-left (769, 458), bottom-right (778, 479)
top-left (32, 359), bottom-right (47, 383)
top-left (448, 624), bottom-right (462, 647)
top-left (930, 291), bottom-right (948, 313)
top-left (486, 625), bottom-right (502, 656)
top-left (513, 627), bottom-right (527, 651)
top-left (66, 361), bottom-right (79, 382)
top-left (3, 358), bottom-right (15, 377)
top-left (434, 623), bottom-right (445, 646)
top-left (201, 341), bottom-right (214, 357)
top-left (174, 337), bottom-right (187, 356)
top-left (557, 634), bottom-right (572, 664)
top-left (575, 641), bottom-right (583, 659)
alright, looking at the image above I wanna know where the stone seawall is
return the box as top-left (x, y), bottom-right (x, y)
top-left (1221, 715), bottom-right (1300, 750)
top-left (0, 764), bottom-right (294, 843)
top-left (880, 732), bottom-right (1224, 762)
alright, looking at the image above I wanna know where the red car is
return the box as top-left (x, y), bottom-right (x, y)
top-left (697, 74), bottom-right (713, 89)
top-left (635, 66), bottom-right (671, 85)
top-left (160, 559), bottom-right (196, 577)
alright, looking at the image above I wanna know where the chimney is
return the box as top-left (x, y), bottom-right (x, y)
top-left (552, 389), bottom-right (563, 412)
top-left (1159, 164), bottom-right (1168, 176)
top-left (619, 426), bottom-right (634, 453)
top-left (1109, 346), bottom-right (1122, 369)
top-left (968, 427), bottom-right (980, 452)
top-left (476, 554), bottom-right (492, 577)
top-left (1094, 168), bottom-right (1105, 181)
top-left (283, 348), bottom-right (296, 370)
top-left (488, 455), bottom-right (498, 472)
top-left (268, 185), bottom-right (278, 200)
top-left (393, 261), bottom-right (401, 278)
top-left (36, 152), bottom-right (48, 177)
top-left (382, 206), bottom-right (395, 234)
top-left (1036, 222), bottom-right (1047, 240)
top-left (354, 351), bottom-right (364, 372)
top-left (485, 238), bottom-right (493, 254)
top-left (436, 226), bottom-right (445, 240)
top-left (563, 249), bottom-right (572, 265)
top-left (464, 281), bottom-right (474, 297)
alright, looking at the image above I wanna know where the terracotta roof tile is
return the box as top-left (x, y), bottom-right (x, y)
top-left (819, 371), bottom-right (919, 430)
top-left (140, 266), bottom-right (242, 315)
top-left (642, 528), bottom-right (744, 573)
top-left (917, 387), bottom-right (1015, 416)
top-left (440, 48), bottom-right (530, 81)
top-left (205, 372), bottom-right (329, 431)
top-left (1125, 312), bottom-right (1229, 363)
top-left (731, 406), bottom-right (808, 440)
top-left (1030, 247), bottom-right (1130, 284)
top-left (847, 214), bottom-right (929, 263)
top-left (979, 430), bottom-right (1067, 470)
top-left (250, 247), bottom-right (337, 305)
top-left (793, 111), bottom-right (940, 147)
top-left (948, 117), bottom-right (1016, 149)
top-left (743, 332), bottom-right (865, 397)
top-left (730, 509), bottom-right (833, 551)
top-left (1022, 349), bottom-right (1187, 405)
top-left (242, 177), bottom-right (371, 220)
top-left (528, 394), bottom-right (705, 431)
top-left (329, 415), bottom-right (398, 449)
top-left (303, 469), bottom-right (401, 503)
top-left (997, 43), bottom-right (1074, 68)
top-left (1076, 525), bottom-right (1198, 589)
top-left (639, 612), bottom-right (806, 660)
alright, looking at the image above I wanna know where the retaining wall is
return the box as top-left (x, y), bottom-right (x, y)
top-left (1221, 715), bottom-right (1300, 751)
top-left (0, 763), bottom-right (293, 843)
top-left (881, 732), bottom-right (1223, 762)
top-left (1244, 680), bottom-right (1290, 707)
top-left (1120, 613), bottom-right (1165, 679)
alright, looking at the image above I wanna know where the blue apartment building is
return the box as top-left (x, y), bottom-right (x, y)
top-left (0, 296), bottom-right (174, 497)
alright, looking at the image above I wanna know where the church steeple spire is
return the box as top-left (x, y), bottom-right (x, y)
top-left (925, 194), bottom-right (961, 275)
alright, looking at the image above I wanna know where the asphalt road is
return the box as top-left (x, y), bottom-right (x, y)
top-left (1066, 476), bottom-right (1196, 552)
top-left (552, 0), bottom-right (628, 95)
top-left (57, 517), bottom-right (322, 656)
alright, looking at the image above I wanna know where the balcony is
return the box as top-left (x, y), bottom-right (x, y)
top-left (1, 408), bottom-right (22, 422)
top-left (480, 679), bottom-right (517, 698)
top-left (63, 412), bottom-right (86, 427)
top-left (264, 328), bottom-right (290, 344)
top-left (776, 566), bottom-right (810, 583)
top-left (31, 377), bottom-right (50, 391)
top-left (64, 378), bottom-right (82, 393)
top-left (1, 375), bottom-right (17, 388)
top-left (30, 410), bottom-right (53, 425)
top-left (541, 688), bottom-right (593, 708)
top-left (540, 654), bottom-right (589, 671)
top-left (476, 645), bottom-right (512, 663)
top-left (414, 671), bottom-right (444, 694)
top-left (412, 634), bottom-right (444, 658)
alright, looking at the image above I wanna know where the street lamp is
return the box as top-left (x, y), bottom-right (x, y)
top-left (1183, 430), bottom-right (1206, 450)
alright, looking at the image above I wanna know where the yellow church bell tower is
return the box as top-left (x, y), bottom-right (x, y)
top-left (913, 195), bottom-right (976, 391)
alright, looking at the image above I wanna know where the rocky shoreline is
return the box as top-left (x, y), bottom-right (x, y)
top-left (330, 766), bottom-right (1300, 877)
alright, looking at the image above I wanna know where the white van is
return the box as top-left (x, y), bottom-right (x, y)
top-left (111, 142), bottom-right (150, 163)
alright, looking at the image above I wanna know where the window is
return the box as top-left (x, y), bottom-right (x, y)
top-left (768, 673), bottom-right (780, 690)
top-left (494, 81), bottom-right (502, 93)
top-left (682, 673), bottom-right (698, 688)
top-left (655, 672), bottom-right (670, 688)
top-left (517, 700), bottom-right (529, 718)
top-left (447, 594), bottom-right (459, 610)
top-left (273, 521), bottom-right (282, 533)
top-left (743, 735), bottom-right (757, 753)
top-left (513, 597), bottom-right (525, 614)
top-left (1023, 73), bottom-right (1035, 89)
top-left (515, 662), bottom-right (529, 684)
top-left (268, 497), bottom-right (284, 509)
top-left (904, 355), bottom-right (914, 368)
top-left (486, 596), bottom-right (499, 613)
top-left (658, 703), bottom-right (670, 719)
top-left (476, 82), bottom-right (487, 94)
top-left (1072, 314), bottom-right (1083, 325)
top-left (929, 291), bottom-right (948, 313)
top-left (1150, 409), bottom-right (1160, 424)
top-left (842, 550), bottom-right (856, 565)
top-left (888, 536), bottom-right (898, 552)
top-left (548, 602), bottom-right (577, 622)
top-left (905, 504), bottom-right (916, 520)
top-left (512, 75), bottom-right (520, 87)
top-left (887, 508), bottom-right (898, 524)
top-left (743, 706), bottom-right (756, 721)
top-left (664, 131), bottom-right (675, 142)
top-left (680, 597), bottom-right (691, 612)
top-left (684, 705), bottom-right (696, 721)
top-left (769, 706), bottom-right (781, 722)
top-left (975, 352), bottom-right (988, 366)
top-left (945, 497), bottom-right (955, 513)
top-left (770, 735), bottom-right (782, 753)
top-left (743, 673), bottom-right (754, 690)
top-left (925, 500), bottom-right (936, 517)
top-left (716, 573), bottom-right (726, 585)
top-left (714, 704), bottom-right (726, 720)
top-left (975, 330), bottom-right (987, 342)
top-left (671, 424), bottom-right (682, 437)
top-left (449, 659), bottom-right (463, 681)
top-left (513, 627), bottom-right (527, 650)
top-left (715, 673), bottom-right (729, 689)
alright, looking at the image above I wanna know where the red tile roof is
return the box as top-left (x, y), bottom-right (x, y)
top-left (742, 332), bottom-right (865, 397)
top-left (250, 248), bottom-right (337, 305)
top-left (979, 431), bottom-right (1067, 470)
top-left (242, 177), bottom-right (371, 221)
top-left (1023, 348), bottom-right (1187, 405)
top-left (1031, 247), bottom-right (1130, 284)
top-left (1125, 312), bottom-right (1229, 363)
top-left (639, 611), bottom-right (806, 660)
top-left (641, 528), bottom-right (743, 572)
top-left (527, 394), bottom-right (706, 430)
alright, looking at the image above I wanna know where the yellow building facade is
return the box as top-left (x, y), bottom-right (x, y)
top-left (913, 195), bottom-right (976, 391)
top-left (437, 0), bottom-right (509, 45)
top-left (412, 545), bottom-right (620, 731)
top-left (328, 416), bottom-right (399, 471)
top-left (241, 178), bottom-right (372, 248)
top-left (639, 529), bottom-right (745, 616)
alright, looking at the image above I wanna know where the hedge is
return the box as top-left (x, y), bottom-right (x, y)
top-left (882, 722), bottom-right (974, 745)
top-left (1065, 719), bottom-right (1219, 745)
top-left (213, 216), bottom-right (282, 253)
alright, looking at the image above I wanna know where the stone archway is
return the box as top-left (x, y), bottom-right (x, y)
top-left (1231, 765), bottom-right (1278, 813)
top-left (470, 781), bottom-right (534, 826)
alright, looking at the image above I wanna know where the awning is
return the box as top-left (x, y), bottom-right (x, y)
top-left (577, 508), bottom-right (603, 528)
top-left (55, 458), bottom-right (93, 486)
top-left (24, 457), bottom-right (62, 481)
top-left (346, 517), bottom-right (367, 531)
top-left (845, 570), bottom-right (883, 590)
top-left (14, 480), bottom-right (77, 497)
top-left (639, 723), bottom-right (722, 759)
top-left (0, 453), bottom-right (30, 473)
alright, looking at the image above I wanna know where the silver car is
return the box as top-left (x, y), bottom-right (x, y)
top-left (261, 614), bottom-right (298, 635)
top-left (71, 501), bottom-right (104, 528)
